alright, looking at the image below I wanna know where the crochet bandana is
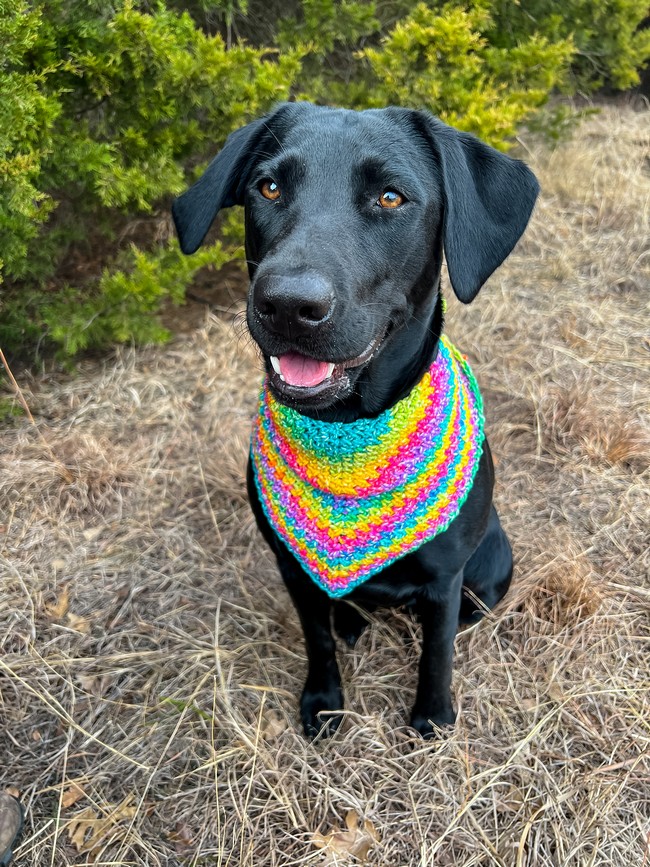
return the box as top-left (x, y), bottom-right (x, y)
top-left (251, 336), bottom-right (485, 598)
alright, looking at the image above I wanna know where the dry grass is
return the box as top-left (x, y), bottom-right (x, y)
top-left (1, 104), bottom-right (649, 866)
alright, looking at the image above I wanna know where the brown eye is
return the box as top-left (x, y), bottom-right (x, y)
top-left (378, 189), bottom-right (404, 209)
top-left (260, 179), bottom-right (281, 201)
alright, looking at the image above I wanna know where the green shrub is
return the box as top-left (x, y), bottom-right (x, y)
top-left (487, 0), bottom-right (650, 91)
top-left (277, 0), bottom-right (379, 103)
top-left (357, 3), bottom-right (573, 148)
top-left (0, 0), bottom-right (300, 358)
top-left (1, 0), bottom-right (648, 364)
top-left (374, 0), bottom-right (650, 92)
top-left (0, 1), bottom-right (59, 283)
top-left (40, 242), bottom-right (234, 357)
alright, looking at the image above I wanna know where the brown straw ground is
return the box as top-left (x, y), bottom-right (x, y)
top-left (1, 104), bottom-right (648, 866)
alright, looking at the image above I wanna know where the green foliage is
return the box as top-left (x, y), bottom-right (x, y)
top-left (0, 1), bottom-right (59, 281)
top-left (487, 0), bottom-right (650, 91)
top-left (358, 3), bottom-right (573, 148)
top-left (167, 0), bottom-right (250, 44)
top-left (279, 0), bottom-right (378, 52)
top-left (37, 3), bottom-right (301, 211)
top-left (0, 0), bottom-right (300, 359)
top-left (1, 0), bottom-right (648, 364)
top-left (275, 0), bottom-right (380, 104)
top-left (0, 396), bottom-right (25, 424)
top-left (0, 241), bottom-right (234, 358)
top-left (41, 242), bottom-right (233, 357)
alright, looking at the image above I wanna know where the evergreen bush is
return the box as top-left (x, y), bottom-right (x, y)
top-left (0, 0), bottom-right (647, 362)
top-left (0, 0), bottom-right (300, 357)
top-left (487, 0), bottom-right (650, 92)
top-left (358, 4), bottom-right (573, 149)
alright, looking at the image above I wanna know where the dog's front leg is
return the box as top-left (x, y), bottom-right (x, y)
top-left (246, 460), bottom-right (343, 736)
top-left (410, 570), bottom-right (463, 737)
top-left (275, 547), bottom-right (344, 737)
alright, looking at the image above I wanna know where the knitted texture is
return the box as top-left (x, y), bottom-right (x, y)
top-left (251, 336), bottom-right (485, 598)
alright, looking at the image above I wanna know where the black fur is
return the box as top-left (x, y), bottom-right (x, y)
top-left (173, 102), bottom-right (538, 738)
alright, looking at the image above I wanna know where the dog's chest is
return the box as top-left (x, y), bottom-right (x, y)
top-left (251, 336), bottom-right (485, 598)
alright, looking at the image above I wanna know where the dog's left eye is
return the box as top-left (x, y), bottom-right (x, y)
top-left (260, 179), bottom-right (281, 201)
top-left (377, 190), bottom-right (405, 209)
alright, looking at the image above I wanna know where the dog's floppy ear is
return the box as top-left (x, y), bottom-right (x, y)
top-left (172, 115), bottom-right (271, 254)
top-left (414, 112), bottom-right (539, 303)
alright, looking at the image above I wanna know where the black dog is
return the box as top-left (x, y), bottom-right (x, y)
top-left (172, 102), bottom-right (538, 738)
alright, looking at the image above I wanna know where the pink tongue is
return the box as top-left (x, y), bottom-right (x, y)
top-left (278, 353), bottom-right (331, 387)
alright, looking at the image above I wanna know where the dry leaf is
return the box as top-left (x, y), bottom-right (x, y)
top-left (5, 787), bottom-right (20, 799)
top-left (312, 811), bottom-right (379, 864)
top-left (168, 821), bottom-right (194, 851)
top-left (46, 585), bottom-right (69, 621)
top-left (62, 782), bottom-right (86, 809)
top-left (66, 795), bottom-right (137, 856)
top-left (262, 710), bottom-right (288, 740)
top-left (498, 783), bottom-right (526, 813)
top-left (82, 527), bottom-right (102, 542)
top-left (67, 612), bottom-right (91, 634)
top-left (51, 559), bottom-right (66, 571)
top-left (77, 673), bottom-right (113, 697)
top-left (68, 807), bottom-right (101, 853)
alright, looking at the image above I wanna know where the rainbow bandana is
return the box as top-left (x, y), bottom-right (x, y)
top-left (251, 336), bottom-right (485, 598)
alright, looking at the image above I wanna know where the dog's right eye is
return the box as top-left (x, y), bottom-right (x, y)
top-left (260, 179), bottom-right (281, 201)
top-left (377, 189), bottom-right (405, 209)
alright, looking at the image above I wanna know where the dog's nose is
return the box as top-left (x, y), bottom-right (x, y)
top-left (253, 273), bottom-right (335, 337)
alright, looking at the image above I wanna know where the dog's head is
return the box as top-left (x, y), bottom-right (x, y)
top-left (173, 102), bottom-right (538, 417)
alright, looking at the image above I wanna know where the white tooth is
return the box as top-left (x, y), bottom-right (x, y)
top-left (325, 363), bottom-right (335, 379)
top-left (279, 374), bottom-right (286, 382)
top-left (270, 356), bottom-right (282, 375)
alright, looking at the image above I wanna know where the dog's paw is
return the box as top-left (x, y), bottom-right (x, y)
top-left (333, 604), bottom-right (369, 647)
top-left (409, 706), bottom-right (457, 739)
top-left (300, 685), bottom-right (344, 739)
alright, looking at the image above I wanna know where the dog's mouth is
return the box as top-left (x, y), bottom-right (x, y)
top-left (265, 333), bottom-right (385, 407)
